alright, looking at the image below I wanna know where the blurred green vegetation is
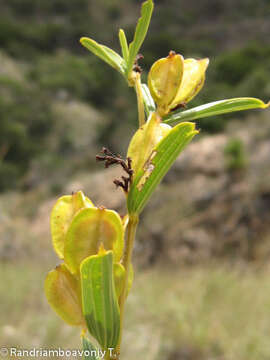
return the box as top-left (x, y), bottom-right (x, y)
top-left (2, 261), bottom-right (270, 360)
top-left (224, 138), bottom-right (248, 172)
top-left (0, 77), bottom-right (53, 190)
top-left (0, 0), bottom-right (269, 190)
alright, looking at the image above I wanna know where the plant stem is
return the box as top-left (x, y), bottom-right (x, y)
top-left (116, 214), bottom-right (139, 358)
top-left (134, 73), bottom-right (145, 127)
top-left (105, 351), bottom-right (112, 360)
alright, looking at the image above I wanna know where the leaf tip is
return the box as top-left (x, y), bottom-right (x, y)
top-left (201, 57), bottom-right (210, 71)
top-left (145, 0), bottom-right (154, 8)
top-left (80, 37), bottom-right (87, 45)
top-left (143, 0), bottom-right (154, 15)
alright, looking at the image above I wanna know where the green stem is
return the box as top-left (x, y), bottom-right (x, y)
top-left (105, 351), bottom-right (113, 360)
top-left (116, 214), bottom-right (139, 358)
top-left (134, 73), bottom-right (145, 127)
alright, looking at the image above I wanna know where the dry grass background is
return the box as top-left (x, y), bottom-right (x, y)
top-left (2, 260), bottom-right (270, 360)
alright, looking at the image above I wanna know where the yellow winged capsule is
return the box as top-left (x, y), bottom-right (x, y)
top-left (50, 191), bottom-right (93, 259)
top-left (44, 263), bottom-right (84, 326)
top-left (127, 112), bottom-right (171, 176)
top-left (64, 207), bottom-right (124, 274)
top-left (148, 52), bottom-right (184, 116)
top-left (148, 52), bottom-right (209, 116)
top-left (169, 58), bottom-right (209, 109)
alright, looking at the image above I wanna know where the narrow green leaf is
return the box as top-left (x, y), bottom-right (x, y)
top-left (80, 251), bottom-right (120, 350)
top-left (80, 37), bottom-right (125, 75)
top-left (126, 0), bottom-right (154, 76)
top-left (127, 122), bottom-right (198, 214)
top-left (81, 336), bottom-right (98, 360)
top-left (164, 97), bottom-right (270, 126)
top-left (141, 83), bottom-right (156, 117)
top-left (102, 44), bottom-right (126, 73)
top-left (119, 29), bottom-right (129, 63)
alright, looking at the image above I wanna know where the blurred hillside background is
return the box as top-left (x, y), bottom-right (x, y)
top-left (1, 0), bottom-right (270, 359)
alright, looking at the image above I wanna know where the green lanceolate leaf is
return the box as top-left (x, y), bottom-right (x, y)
top-left (81, 336), bottom-right (98, 360)
top-left (126, 0), bottom-right (154, 77)
top-left (80, 37), bottom-right (125, 75)
top-left (64, 207), bottom-right (124, 275)
top-left (164, 97), bottom-right (270, 126)
top-left (80, 251), bottom-right (120, 350)
top-left (119, 29), bottom-right (129, 63)
top-left (44, 264), bottom-right (84, 326)
top-left (142, 83), bottom-right (156, 117)
top-left (128, 122), bottom-right (198, 214)
top-left (50, 191), bottom-right (93, 259)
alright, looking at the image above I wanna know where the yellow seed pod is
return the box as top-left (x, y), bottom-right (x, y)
top-left (64, 207), bottom-right (124, 274)
top-left (44, 263), bottom-right (85, 326)
top-left (148, 51), bottom-right (184, 116)
top-left (50, 191), bottom-right (94, 259)
top-left (169, 58), bottom-right (209, 109)
top-left (127, 112), bottom-right (171, 176)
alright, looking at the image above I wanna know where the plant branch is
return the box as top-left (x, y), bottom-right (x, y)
top-left (116, 214), bottom-right (139, 358)
top-left (134, 72), bottom-right (145, 127)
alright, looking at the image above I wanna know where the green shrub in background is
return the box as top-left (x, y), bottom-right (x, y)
top-left (0, 0), bottom-right (269, 190)
top-left (224, 138), bottom-right (248, 172)
top-left (191, 44), bottom-right (270, 132)
top-left (214, 45), bottom-right (270, 86)
top-left (28, 52), bottom-right (120, 105)
top-left (0, 77), bottom-right (53, 191)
